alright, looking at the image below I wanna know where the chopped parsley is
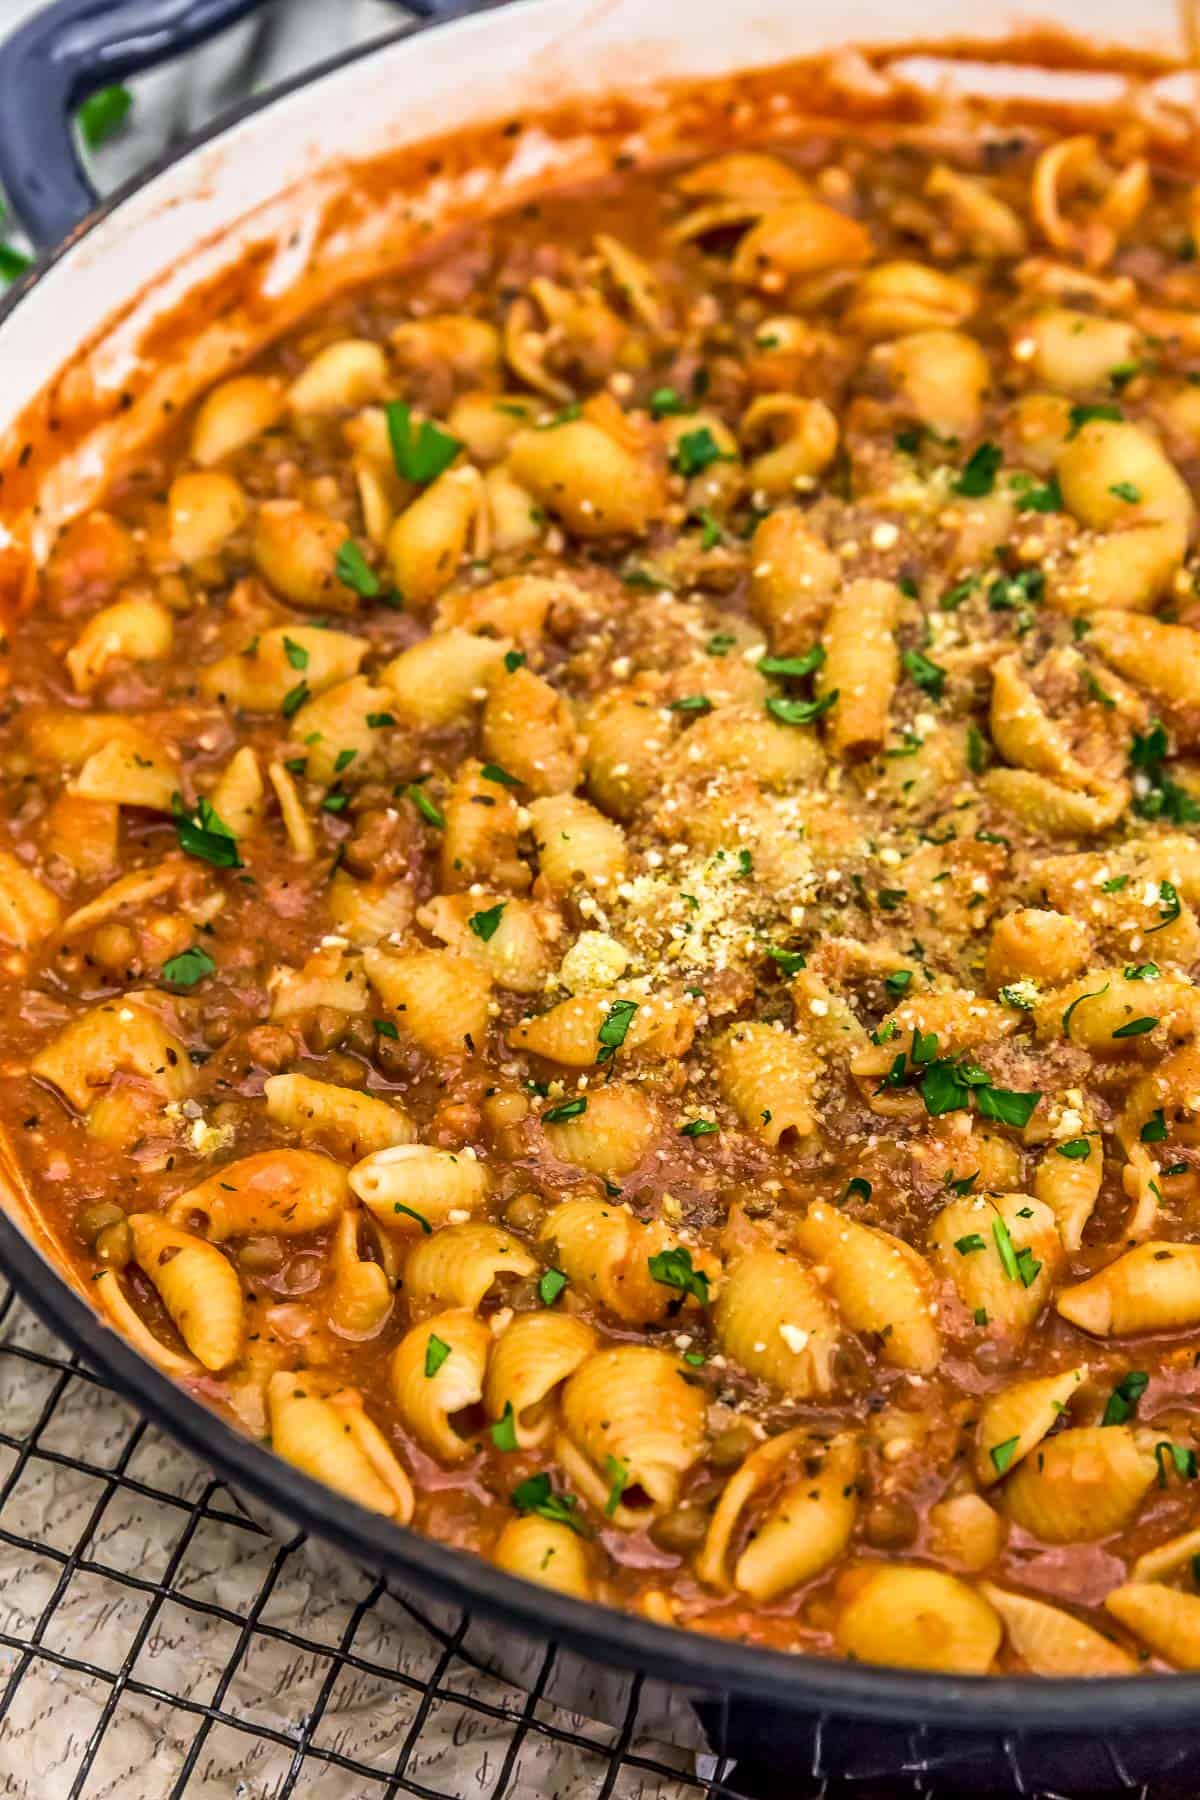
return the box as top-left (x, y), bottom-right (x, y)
top-left (990, 1436), bottom-right (1020, 1476)
top-left (510, 1473), bottom-right (585, 1533)
top-left (1056, 1137), bottom-right (1092, 1160)
top-left (79, 84), bottom-right (132, 149)
top-left (1062, 981), bottom-right (1110, 1038)
top-left (468, 902), bottom-right (506, 943)
top-left (1108, 481), bottom-right (1141, 504)
top-left (1112, 1016), bottom-right (1157, 1038)
top-left (283, 636), bottom-right (309, 670)
top-left (669, 694), bottom-right (714, 715)
top-left (160, 945), bottom-right (216, 988)
top-left (647, 1246), bottom-right (710, 1306)
top-left (672, 426), bottom-right (731, 477)
top-left (491, 1404), bottom-right (519, 1451)
top-left (596, 999), bottom-right (638, 1065)
top-left (335, 540), bottom-right (380, 597)
top-left (1102, 1371), bottom-right (1149, 1426)
top-left (650, 386), bottom-right (688, 418)
top-left (954, 1234), bottom-right (986, 1255)
top-left (281, 680), bottom-right (310, 719)
top-left (424, 1334), bottom-right (451, 1378)
top-left (172, 794), bottom-right (242, 869)
top-left (765, 945), bottom-right (806, 976)
top-left (1147, 879), bottom-right (1182, 935)
top-left (992, 1215), bottom-right (1041, 1287)
top-left (603, 1455), bottom-right (630, 1516)
top-left (1068, 401), bottom-right (1123, 436)
top-left (1130, 722), bottom-right (1200, 824)
top-left (538, 1269), bottom-right (568, 1306)
top-left (759, 647), bottom-right (826, 679)
top-left (953, 441), bottom-right (1002, 496)
top-left (680, 1117), bottom-right (719, 1138)
top-left (901, 648), bottom-right (946, 700)
top-left (766, 690), bottom-right (837, 727)
top-left (1125, 962), bottom-right (1160, 981)
top-left (386, 400), bottom-right (461, 484)
top-left (544, 1096), bottom-right (587, 1124)
top-left (885, 969), bottom-right (913, 999)
top-left (1010, 472), bottom-right (1062, 513)
top-left (481, 762), bottom-right (520, 787)
top-left (406, 784), bottom-right (445, 829)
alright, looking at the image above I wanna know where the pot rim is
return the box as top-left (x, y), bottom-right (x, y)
top-left (0, 3), bottom-right (1197, 1731)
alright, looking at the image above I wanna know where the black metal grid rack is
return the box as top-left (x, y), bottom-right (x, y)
top-left (0, 1281), bottom-right (765, 1800)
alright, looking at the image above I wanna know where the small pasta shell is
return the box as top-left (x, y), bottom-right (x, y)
top-left (557, 1344), bottom-right (706, 1524)
top-left (1131, 1523), bottom-right (1200, 1583)
top-left (509, 991), bottom-right (693, 1067)
top-left (543, 1084), bottom-right (656, 1177)
top-left (698, 1426), bottom-right (859, 1600)
top-left (327, 1210), bottom-right (395, 1339)
top-left (382, 627), bottom-right (510, 726)
top-left (93, 1269), bottom-right (199, 1379)
top-left (267, 1374), bottom-right (412, 1520)
top-left (327, 870), bottom-right (415, 948)
top-left (439, 758), bottom-right (529, 894)
top-left (165, 1149), bottom-right (349, 1241)
top-left (263, 1072), bottom-right (415, 1159)
top-left (833, 1566), bottom-right (1001, 1674)
top-left (493, 1516), bottom-right (593, 1599)
top-left (349, 1143), bottom-right (488, 1235)
top-left (73, 737), bottom-right (178, 812)
top-left (390, 1308), bottom-right (491, 1461)
top-left (528, 793), bottom-right (628, 894)
top-left (128, 1213), bottom-right (244, 1372)
top-left (210, 746), bottom-right (264, 840)
top-left (484, 1311), bottom-right (597, 1448)
top-left (167, 471), bottom-right (247, 564)
top-left (419, 893), bottom-right (559, 995)
top-left (364, 945), bottom-right (493, 1059)
top-left (928, 1193), bottom-right (1062, 1335)
top-left (387, 466), bottom-right (482, 607)
top-left (1034, 1137), bottom-right (1103, 1253)
top-left (199, 625), bottom-right (366, 712)
top-left (537, 1197), bottom-right (718, 1324)
top-left (190, 375), bottom-right (285, 465)
top-left (794, 1201), bottom-right (939, 1373)
top-left (65, 596), bottom-right (173, 695)
top-left (403, 1223), bottom-right (537, 1314)
top-left (713, 1021), bottom-right (819, 1145)
top-left (287, 339), bottom-right (388, 414)
top-left (481, 665), bottom-right (583, 798)
top-left (507, 419), bottom-right (665, 539)
top-left (713, 1248), bottom-right (840, 1398)
top-left (1104, 1583), bottom-right (1200, 1670)
top-left (1000, 1425), bottom-right (1157, 1542)
top-left (31, 998), bottom-right (194, 1112)
top-left (974, 1366), bottom-right (1087, 1487)
top-left (980, 1583), bottom-right (1135, 1675)
top-left (1057, 1240), bottom-right (1200, 1336)
top-left (927, 1493), bottom-right (1006, 1573)
top-left (253, 501), bottom-right (356, 612)
top-left (0, 850), bottom-right (60, 949)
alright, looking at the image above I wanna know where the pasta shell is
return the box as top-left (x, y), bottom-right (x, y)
top-left (999, 1426), bottom-right (1157, 1542)
top-left (1057, 1241), bottom-right (1200, 1336)
top-left (263, 1072), bottom-right (415, 1159)
top-left (794, 1201), bottom-right (939, 1373)
top-left (974, 1366), bottom-right (1087, 1487)
top-left (31, 999), bottom-right (194, 1112)
top-left (698, 1426), bottom-right (860, 1601)
top-left (165, 1150), bottom-right (349, 1241)
top-left (492, 1516), bottom-right (593, 1599)
top-left (542, 1084), bottom-right (656, 1177)
top-left (833, 1566), bottom-right (1001, 1674)
top-left (1104, 1583), bottom-right (1200, 1670)
top-left (364, 946), bottom-right (493, 1059)
top-left (349, 1143), bottom-right (489, 1235)
top-left (714, 1248), bottom-right (840, 1398)
top-left (267, 1374), bottom-right (412, 1520)
top-left (509, 991), bottom-right (694, 1067)
top-left (403, 1223), bottom-right (537, 1314)
top-left (980, 1583), bottom-right (1135, 1675)
top-left (128, 1213), bottom-right (244, 1372)
top-left (713, 1021), bottom-right (819, 1145)
top-left (484, 1311), bottom-right (597, 1449)
top-left (537, 1197), bottom-right (718, 1325)
top-left (928, 1193), bottom-right (1062, 1335)
top-left (557, 1345), bottom-right (706, 1524)
top-left (390, 1308), bottom-right (491, 1461)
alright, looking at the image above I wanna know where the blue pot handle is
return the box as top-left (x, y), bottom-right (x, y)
top-left (0, 0), bottom-right (263, 251)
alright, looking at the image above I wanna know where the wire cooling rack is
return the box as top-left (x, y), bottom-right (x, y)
top-left (0, 1280), bottom-right (763, 1800)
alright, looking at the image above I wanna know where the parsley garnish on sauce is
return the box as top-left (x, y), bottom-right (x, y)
top-left (160, 946), bottom-right (216, 988)
top-left (953, 441), bottom-right (1002, 496)
top-left (386, 401), bottom-right (461, 484)
top-left (596, 999), bottom-right (637, 1065)
top-left (647, 1247), bottom-right (710, 1305)
top-left (172, 794), bottom-right (242, 869)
